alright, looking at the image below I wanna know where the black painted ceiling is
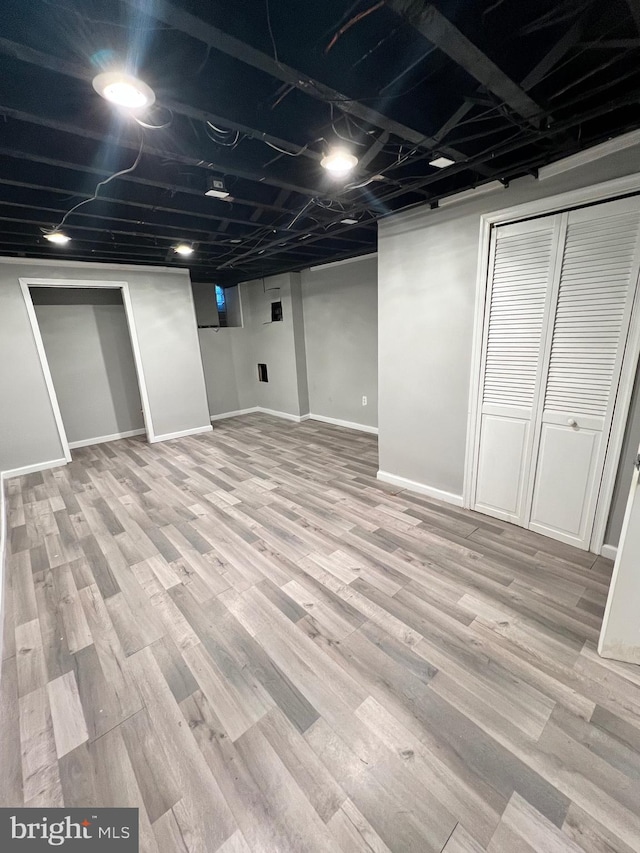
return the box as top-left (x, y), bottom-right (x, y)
top-left (1, 0), bottom-right (640, 283)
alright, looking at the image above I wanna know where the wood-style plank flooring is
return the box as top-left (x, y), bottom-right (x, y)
top-left (1, 414), bottom-right (639, 852)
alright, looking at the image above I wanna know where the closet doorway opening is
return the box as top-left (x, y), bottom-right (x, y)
top-left (21, 278), bottom-right (154, 462)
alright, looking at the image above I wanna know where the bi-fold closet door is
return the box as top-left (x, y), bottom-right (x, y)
top-left (472, 195), bottom-right (640, 550)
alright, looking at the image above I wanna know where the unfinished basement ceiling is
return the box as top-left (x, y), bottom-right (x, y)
top-left (1, 0), bottom-right (640, 284)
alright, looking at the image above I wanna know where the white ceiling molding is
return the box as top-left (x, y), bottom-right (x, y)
top-left (538, 130), bottom-right (640, 181)
top-left (309, 253), bottom-right (377, 272)
top-left (438, 181), bottom-right (506, 208)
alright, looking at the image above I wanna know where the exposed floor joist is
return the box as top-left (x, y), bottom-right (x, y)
top-left (385, 1), bottom-right (546, 125)
top-left (120, 0), bottom-right (478, 167)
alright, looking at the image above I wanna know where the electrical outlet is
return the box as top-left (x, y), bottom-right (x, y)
top-left (362, 395), bottom-right (367, 406)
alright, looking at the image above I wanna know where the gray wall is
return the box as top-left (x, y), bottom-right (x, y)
top-left (32, 288), bottom-right (144, 444)
top-left (0, 260), bottom-right (210, 473)
top-left (301, 256), bottom-right (378, 428)
top-left (199, 264), bottom-right (379, 426)
top-left (248, 273), bottom-right (307, 416)
top-left (377, 144), bottom-right (640, 544)
top-left (199, 273), bottom-right (311, 418)
top-left (191, 282), bottom-right (220, 327)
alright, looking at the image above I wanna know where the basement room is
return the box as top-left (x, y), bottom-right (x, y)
top-left (2, 1), bottom-right (640, 851)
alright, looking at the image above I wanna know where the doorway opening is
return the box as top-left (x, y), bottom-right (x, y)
top-left (21, 278), bottom-right (154, 461)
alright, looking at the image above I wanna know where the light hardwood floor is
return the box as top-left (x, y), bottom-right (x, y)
top-left (1, 414), bottom-right (639, 852)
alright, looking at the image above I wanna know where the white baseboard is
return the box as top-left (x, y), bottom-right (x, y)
top-left (68, 428), bottom-right (146, 449)
top-left (2, 458), bottom-right (69, 480)
top-left (210, 407), bottom-right (307, 424)
top-left (210, 407), bottom-right (259, 422)
top-left (259, 407), bottom-right (305, 423)
top-left (377, 470), bottom-right (464, 507)
top-left (209, 408), bottom-right (377, 431)
top-left (151, 425), bottom-right (213, 442)
top-left (308, 413), bottom-right (378, 435)
top-left (600, 544), bottom-right (618, 561)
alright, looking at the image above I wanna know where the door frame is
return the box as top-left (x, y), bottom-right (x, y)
top-left (20, 278), bottom-right (156, 463)
top-left (463, 172), bottom-right (640, 554)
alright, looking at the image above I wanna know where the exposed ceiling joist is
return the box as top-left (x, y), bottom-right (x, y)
top-left (0, 103), bottom-right (325, 200)
top-left (0, 36), bottom-right (320, 163)
top-left (0, 173), bottom-right (372, 248)
top-left (385, 1), bottom-right (546, 125)
top-left (0, 140), bottom-right (379, 238)
top-left (222, 85), bottom-right (640, 270)
top-left (521, 20), bottom-right (585, 90)
top-left (120, 0), bottom-right (475, 165)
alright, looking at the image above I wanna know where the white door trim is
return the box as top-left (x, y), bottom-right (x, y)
top-left (463, 172), bottom-right (640, 554)
top-left (19, 278), bottom-right (156, 465)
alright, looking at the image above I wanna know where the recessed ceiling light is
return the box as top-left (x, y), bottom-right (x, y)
top-left (92, 71), bottom-right (155, 110)
top-left (340, 218), bottom-right (359, 225)
top-left (429, 156), bottom-right (455, 169)
top-left (174, 243), bottom-right (194, 256)
top-left (321, 147), bottom-right (358, 177)
top-left (44, 231), bottom-right (71, 244)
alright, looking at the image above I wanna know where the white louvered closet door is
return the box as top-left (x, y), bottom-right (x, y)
top-left (472, 216), bottom-right (562, 524)
top-left (528, 196), bottom-right (640, 548)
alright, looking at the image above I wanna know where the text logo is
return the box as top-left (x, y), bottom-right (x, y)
top-left (0, 809), bottom-right (138, 850)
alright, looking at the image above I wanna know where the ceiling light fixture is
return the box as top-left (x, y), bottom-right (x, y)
top-left (174, 243), bottom-right (194, 256)
top-left (92, 71), bottom-right (155, 110)
top-left (340, 218), bottom-right (359, 225)
top-left (321, 147), bottom-right (358, 177)
top-left (205, 177), bottom-right (230, 199)
top-left (429, 155), bottom-right (455, 169)
top-left (44, 231), bottom-right (71, 244)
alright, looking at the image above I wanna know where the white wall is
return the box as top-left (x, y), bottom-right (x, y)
top-left (32, 288), bottom-right (144, 444)
top-left (301, 256), bottom-right (378, 428)
top-left (377, 144), bottom-right (640, 544)
top-left (0, 259), bottom-right (211, 474)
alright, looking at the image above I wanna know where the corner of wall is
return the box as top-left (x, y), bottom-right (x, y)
top-left (289, 273), bottom-right (310, 416)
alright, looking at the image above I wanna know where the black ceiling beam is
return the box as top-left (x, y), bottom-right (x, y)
top-left (0, 139), bottom-right (378, 236)
top-left (0, 145), bottom-right (298, 221)
top-left (0, 102), bottom-right (325, 201)
top-left (0, 233), bottom-right (334, 266)
top-left (120, 0), bottom-right (475, 164)
top-left (0, 219), bottom-right (351, 261)
top-left (0, 36), bottom-right (321, 164)
top-left (432, 18), bottom-right (584, 149)
top-left (0, 118), bottom-right (380, 243)
top-left (521, 20), bottom-right (585, 90)
top-left (222, 87), bottom-right (640, 270)
top-left (0, 184), bottom-right (374, 254)
top-left (384, 1), bottom-right (546, 125)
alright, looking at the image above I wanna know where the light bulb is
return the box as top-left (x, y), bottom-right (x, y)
top-left (92, 72), bottom-right (155, 110)
top-left (321, 147), bottom-right (358, 177)
top-left (174, 244), bottom-right (194, 256)
top-left (44, 232), bottom-right (71, 244)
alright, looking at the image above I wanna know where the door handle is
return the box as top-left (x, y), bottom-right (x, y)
top-left (635, 454), bottom-right (640, 472)
top-left (567, 418), bottom-right (578, 428)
